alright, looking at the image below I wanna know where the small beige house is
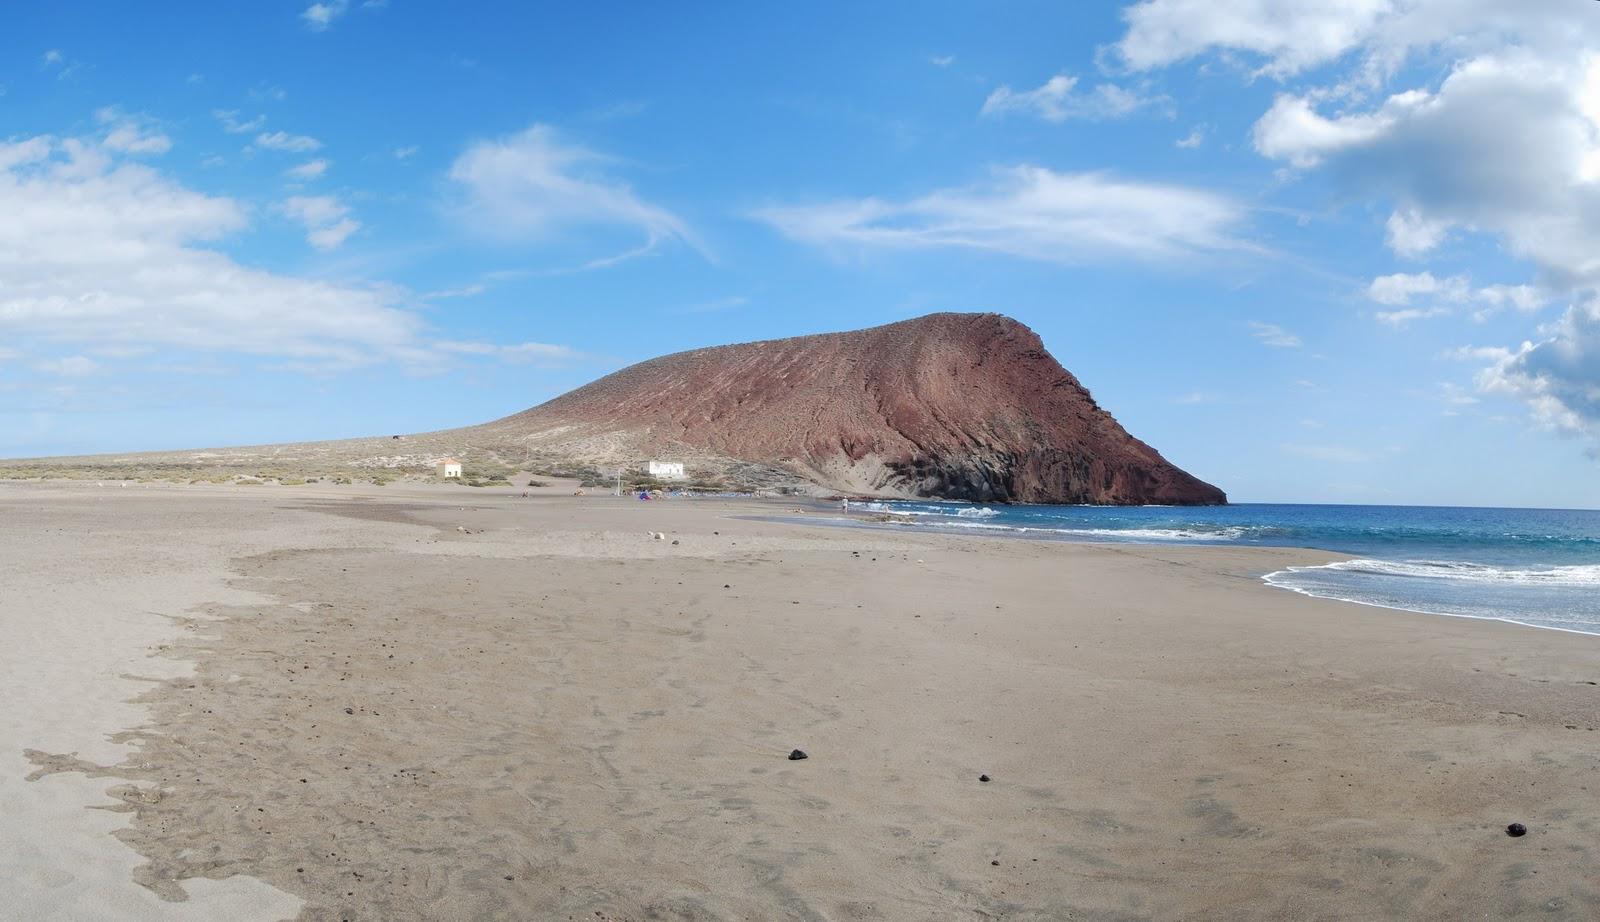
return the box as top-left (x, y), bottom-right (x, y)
top-left (647, 460), bottom-right (686, 480)
top-left (436, 458), bottom-right (462, 479)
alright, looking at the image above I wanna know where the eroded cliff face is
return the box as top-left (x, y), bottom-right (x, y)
top-left (489, 312), bottom-right (1225, 505)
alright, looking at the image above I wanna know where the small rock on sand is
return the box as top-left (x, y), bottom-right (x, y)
top-left (788, 749), bottom-right (808, 761)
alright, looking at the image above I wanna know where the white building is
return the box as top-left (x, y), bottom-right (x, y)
top-left (436, 458), bottom-right (462, 479)
top-left (647, 460), bottom-right (685, 480)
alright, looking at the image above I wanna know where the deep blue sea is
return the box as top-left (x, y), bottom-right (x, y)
top-left (851, 501), bottom-right (1600, 636)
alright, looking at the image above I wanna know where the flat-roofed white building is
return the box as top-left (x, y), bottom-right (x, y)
top-left (647, 460), bottom-right (685, 480)
top-left (436, 458), bottom-right (462, 479)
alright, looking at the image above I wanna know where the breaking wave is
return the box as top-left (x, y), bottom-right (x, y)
top-left (1272, 558), bottom-right (1600, 588)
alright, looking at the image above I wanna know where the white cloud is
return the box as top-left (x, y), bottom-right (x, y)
top-left (422, 283), bottom-right (486, 301)
top-left (255, 131), bottom-right (322, 153)
top-left (1113, 2), bottom-right (1600, 458)
top-left (301, 0), bottom-right (383, 29)
top-left (1367, 271), bottom-right (1545, 323)
top-left (1117, 0), bottom-right (1593, 80)
top-left (0, 131), bottom-right (441, 369)
top-left (213, 109), bottom-right (266, 134)
top-left (756, 165), bottom-right (1249, 264)
top-left (302, 0), bottom-right (349, 30)
top-left (981, 74), bottom-right (1166, 122)
top-left (42, 50), bottom-right (62, 65)
top-left (95, 108), bottom-right (171, 155)
top-left (1474, 302), bottom-right (1600, 448)
top-left (1251, 91), bottom-right (1412, 167)
top-left (1374, 306), bottom-right (1448, 328)
top-left (448, 124), bottom-right (700, 258)
top-left (0, 137), bottom-right (53, 171)
top-left (1176, 125), bottom-right (1206, 148)
top-left (279, 195), bottom-right (360, 249)
top-left (1248, 321), bottom-right (1301, 347)
top-left (393, 146), bottom-right (418, 160)
top-left (1367, 271), bottom-right (1463, 306)
top-left (931, 55), bottom-right (955, 68)
top-left (285, 159), bottom-right (330, 181)
top-left (1235, 28), bottom-right (1600, 290)
top-left (1384, 207), bottom-right (1449, 258)
top-left (1118, 0), bottom-right (1390, 77)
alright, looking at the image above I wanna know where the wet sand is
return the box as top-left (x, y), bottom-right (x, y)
top-left (3, 480), bottom-right (1599, 920)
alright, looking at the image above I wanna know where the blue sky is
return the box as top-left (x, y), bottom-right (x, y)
top-left (4, 1), bottom-right (1600, 508)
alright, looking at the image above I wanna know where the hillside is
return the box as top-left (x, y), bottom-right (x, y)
top-left (478, 312), bottom-right (1224, 504)
top-left (5, 313), bottom-right (1224, 504)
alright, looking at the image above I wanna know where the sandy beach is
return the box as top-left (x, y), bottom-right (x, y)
top-left (2, 480), bottom-right (1598, 921)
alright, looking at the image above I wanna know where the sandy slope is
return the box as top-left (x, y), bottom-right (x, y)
top-left (2, 481), bottom-right (1598, 920)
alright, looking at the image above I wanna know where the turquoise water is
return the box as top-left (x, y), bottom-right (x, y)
top-left (852, 501), bottom-right (1600, 636)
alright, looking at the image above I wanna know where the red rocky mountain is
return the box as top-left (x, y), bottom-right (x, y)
top-left (489, 312), bottom-right (1225, 505)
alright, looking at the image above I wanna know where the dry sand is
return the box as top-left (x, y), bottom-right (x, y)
top-left (2, 480), bottom-right (1598, 920)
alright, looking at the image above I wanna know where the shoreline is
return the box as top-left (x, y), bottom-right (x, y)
top-left (776, 509), bottom-right (1600, 641)
top-left (4, 480), bottom-right (1599, 919)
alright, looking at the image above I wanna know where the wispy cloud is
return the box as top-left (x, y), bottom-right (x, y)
top-left (448, 123), bottom-right (703, 263)
top-left (981, 74), bottom-right (1168, 122)
top-left (757, 166), bottom-right (1250, 265)
top-left (302, 0), bottom-right (349, 30)
top-left (278, 195), bottom-right (360, 249)
top-left (1375, 306), bottom-right (1449, 328)
top-left (96, 108), bottom-right (171, 155)
top-left (302, 0), bottom-right (386, 31)
top-left (1248, 321), bottom-right (1301, 348)
top-left (256, 131), bottom-right (322, 153)
top-left (285, 159), bottom-right (330, 181)
top-left (214, 109), bottom-right (266, 134)
top-left (40, 48), bottom-right (83, 80)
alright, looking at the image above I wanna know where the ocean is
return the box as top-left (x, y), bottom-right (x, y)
top-left (848, 501), bottom-right (1600, 636)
